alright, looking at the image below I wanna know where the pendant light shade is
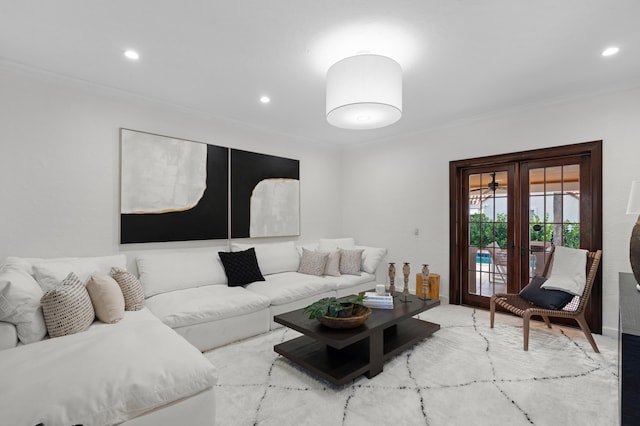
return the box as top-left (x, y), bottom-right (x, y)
top-left (326, 54), bottom-right (402, 130)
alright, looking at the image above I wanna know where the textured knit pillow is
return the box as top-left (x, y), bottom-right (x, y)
top-left (340, 249), bottom-right (364, 275)
top-left (86, 274), bottom-right (125, 324)
top-left (219, 248), bottom-right (265, 286)
top-left (298, 248), bottom-right (329, 276)
top-left (110, 267), bottom-right (145, 311)
top-left (320, 249), bottom-right (341, 277)
top-left (40, 272), bottom-right (95, 338)
top-left (519, 275), bottom-right (574, 310)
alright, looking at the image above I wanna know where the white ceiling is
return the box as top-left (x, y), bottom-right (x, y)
top-left (1, 1), bottom-right (639, 146)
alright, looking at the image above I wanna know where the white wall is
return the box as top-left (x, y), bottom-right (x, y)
top-left (3, 63), bottom-right (638, 336)
top-left (341, 87), bottom-right (640, 336)
top-left (0, 66), bottom-right (343, 260)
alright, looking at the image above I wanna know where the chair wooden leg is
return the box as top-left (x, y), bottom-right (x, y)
top-left (490, 296), bottom-right (496, 329)
top-left (523, 311), bottom-right (531, 351)
top-left (542, 315), bottom-right (552, 328)
top-left (575, 315), bottom-right (600, 353)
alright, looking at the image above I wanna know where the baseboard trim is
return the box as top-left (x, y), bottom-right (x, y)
top-left (602, 325), bottom-right (618, 339)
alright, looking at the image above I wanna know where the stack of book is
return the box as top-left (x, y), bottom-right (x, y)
top-left (363, 292), bottom-right (394, 309)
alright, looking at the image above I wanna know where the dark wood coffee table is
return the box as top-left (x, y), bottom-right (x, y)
top-left (273, 293), bottom-right (440, 386)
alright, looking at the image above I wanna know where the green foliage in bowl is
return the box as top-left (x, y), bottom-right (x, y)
top-left (303, 295), bottom-right (366, 319)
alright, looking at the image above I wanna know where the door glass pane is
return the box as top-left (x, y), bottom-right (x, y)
top-left (467, 171), bottom-right (508, 297)
top-left (528, 163), bottom-right (580, 279)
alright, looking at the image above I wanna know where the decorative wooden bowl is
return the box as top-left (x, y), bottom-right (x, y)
top-left (317, 304), bottom-right (372, 329)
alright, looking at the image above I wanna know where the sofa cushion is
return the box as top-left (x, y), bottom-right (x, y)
top-left (41, 272), bottom-right (95, 338)
top-left (137, 250), bottom-right (227, 297)
top-left (334, 272), bottom-right (376, 291)
top-left (357, 246), bottom-right (388, 274)
top-left (318, 237), bottom-right (356, 251)
top-left (232, 242), bottom-right (300, 275)
top-left (0, 308), bottom-right (217, 426)
top-left (340, 249), bottom-right (364, 275)
top-left (145, 285), bottom-right (271, 328)
top-left (298, 248), bottom-right (329, 276)
top-left (0, 267), bottom-right (47, 344)
top-left (219, 248), bottom-right (265, 286)
top-left (29, 255), bottom-right (127, 293)
top-left (86, 274), bottom-right (125, 324)
top-left (110, 267), bottom-right (145, 311)
top-left (245, 271), bottom-right (336, 306)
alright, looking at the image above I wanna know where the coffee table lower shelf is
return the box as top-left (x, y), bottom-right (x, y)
top-left (274, 318), bottom-right (440, 386)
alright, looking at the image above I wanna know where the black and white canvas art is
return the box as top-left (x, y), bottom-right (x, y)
top-left (231, 149), bottom-right (300, 238)
top-left (120, 129), bottom-right (228, 243)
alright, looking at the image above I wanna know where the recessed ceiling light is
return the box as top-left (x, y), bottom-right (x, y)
top-left (124, 50), bottom-right (140, 60)
top-left (260, 96), bottom-right (270, 104)
top-left (602, 46), bottom-right (620, 57)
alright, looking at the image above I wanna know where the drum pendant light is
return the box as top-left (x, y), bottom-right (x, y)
top-left (326, 54), bottom-right (402, 130)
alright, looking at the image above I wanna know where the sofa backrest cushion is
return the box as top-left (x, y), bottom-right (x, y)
top-left (29, 255), bottom-right (127, 293)
top-left (136, 250), bottom-right (227, 298)
top-left (318, 237), bottom-right (356, 251)
top-left (0, 267), bottom-right (47, 344)
top-left (357, 246), bottom-right (388, 274)
top-left (232, 241), bottom-right (300, 275)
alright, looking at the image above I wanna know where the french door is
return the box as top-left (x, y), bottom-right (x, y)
top-left (462, 165), bottom-right (517, 307)
top-left (450, 141), bottom-right (602, 332)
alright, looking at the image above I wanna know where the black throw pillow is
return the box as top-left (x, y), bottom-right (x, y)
top-left (519, 275), bottom-right (574, 310)
top-left (219, 248), bottom-right (265, 286)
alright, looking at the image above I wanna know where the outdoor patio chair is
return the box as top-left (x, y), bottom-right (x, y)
top-left (489, 247), bottom-right (602, 352)
top-left (485, 242), bottom-right (507, 283)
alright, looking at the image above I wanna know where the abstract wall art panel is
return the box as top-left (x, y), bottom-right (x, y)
top-left (231, 149), bottom-right (300, 238)
top-left (120, 129), bottom-right (228, 243)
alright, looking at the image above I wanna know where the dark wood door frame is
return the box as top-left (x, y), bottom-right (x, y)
top-left (449, 140), bottom-right (603, 333)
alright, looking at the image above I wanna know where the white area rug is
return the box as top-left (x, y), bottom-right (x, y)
top-left (205, 305), bottom-right (618, 426)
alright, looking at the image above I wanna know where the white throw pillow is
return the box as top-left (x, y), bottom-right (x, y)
top-left (137, 250), bottom-right (227, 297)
top-left (541, 246), bottom-right (588, 296)
top-left (32, 255), bottom-right (127, 292)
top-left (356, 246), bottom-right (388, 274)
top-left (232, 242), bottom-right (300, 275)
top-left (0, 267), bottom-right (47, 344)
top-left (318, 238), bottom-right (356, 251)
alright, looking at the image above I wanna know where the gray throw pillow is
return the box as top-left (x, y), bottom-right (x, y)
top-left (298, 248), bottom-right (329, 276)
top-left (340, 249), bottom-right (364, 275)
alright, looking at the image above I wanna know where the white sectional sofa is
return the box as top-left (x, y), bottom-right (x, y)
top-left (0, 238), bottom-right (386, 425)
top-left (0, 254), bottom-right (217, 426)
top-left (137, 239), bottom-right (387, 350)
